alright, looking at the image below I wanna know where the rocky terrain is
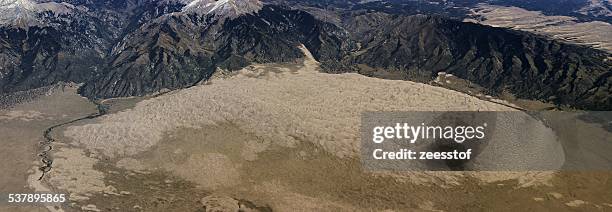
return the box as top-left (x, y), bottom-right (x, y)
top-left (181, 0), bottom-right (263, 18)
top-left (0, 0), bottom-right (121, 93)
top-left (340, 13), bottom-right (611, 110)
top-left (78, 4), bottom-right (352, 98)
top-left (578, 0), bottom-right (612, 18)
top-left (0, 0), bottom-right (610, 110)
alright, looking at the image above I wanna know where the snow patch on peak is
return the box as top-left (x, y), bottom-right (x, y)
top-left (181, 0), bottom-right (262, 18)
top-left (0, 0), bottom-right (37, 26)
top-left (0, 0), bottom-right (76, 27)
top-left (0, 0), bottom-right (35, 8)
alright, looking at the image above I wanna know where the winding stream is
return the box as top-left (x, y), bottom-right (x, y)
top-left (37, 100), bottom-right (109, 180)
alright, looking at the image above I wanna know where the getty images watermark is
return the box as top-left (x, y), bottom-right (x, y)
top-left (361, 111), bottom-right (612, 171)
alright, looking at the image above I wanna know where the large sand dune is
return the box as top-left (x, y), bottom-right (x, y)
top-left (38, 47), bottom-right (608, 211)
top-left (62, 47), bottom-right (562, 184)
top-left (64, 47), bottom-right (514, 159)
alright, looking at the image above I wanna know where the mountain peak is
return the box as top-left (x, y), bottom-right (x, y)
top-left (0, 0), bottom-right (76, 27)
top-left (0, 0), bottom-right (34, 9)
top-left (181, 0), bottom-right (262, 18)
top-left (0, 0), bottom-right (37, 26)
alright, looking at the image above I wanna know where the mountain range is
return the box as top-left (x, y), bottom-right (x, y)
top-left (0, 0), bottom-right (610, 110)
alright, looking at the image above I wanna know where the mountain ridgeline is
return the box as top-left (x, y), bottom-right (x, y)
top-left (0, 0), bottom-right (610, 110)
top-left (340, 13), bottom-right (612, 110)
top-left (79, 5), bottom-right (352, 97)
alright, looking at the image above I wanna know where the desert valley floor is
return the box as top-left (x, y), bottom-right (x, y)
top-left (1, 47), bottom-right (611, 212)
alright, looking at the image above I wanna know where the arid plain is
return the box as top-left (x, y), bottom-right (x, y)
top-left (0, 48), bottom-right (610, 212)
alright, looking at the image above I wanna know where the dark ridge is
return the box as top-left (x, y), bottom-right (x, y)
top-left (0, 2), bottom-right (610, 110)
top-left (78, 5), bottom-right (353, 98)
top-left (338, 14), bottom-right (612, 110)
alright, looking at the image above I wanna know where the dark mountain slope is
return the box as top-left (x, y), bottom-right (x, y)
top-left (0, 1), bottom-right (609, 110)
top-left (341, 14), bottom-right (612, 110)
top-left (0, 0), bottom-right (190, 95)
top-left (0, 10), bottom-right (115, 93)
top-left (78, 5), bottom-right (353, 98)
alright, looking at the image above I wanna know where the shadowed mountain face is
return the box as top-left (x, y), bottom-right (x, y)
top-left (0, 1), bottom-right (610, 110)
top-left (0, 6), bottom-right (115, 93)
top-left (340, 14), bottom-right (612, 110)
top-left (0, 0), bottom-right (184, 93)
top-left (78, 5), bottom-right (353, 97)
top-left (0, 26), bottom-right (105, 91)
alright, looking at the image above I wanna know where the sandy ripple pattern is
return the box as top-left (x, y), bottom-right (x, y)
top-left (64, 46), bottom-right (512, 159)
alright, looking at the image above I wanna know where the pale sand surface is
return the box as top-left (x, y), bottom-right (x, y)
top-left (64, 47), bottom-right (513, 159)
top-left (43, 47), bottom-right (610, 211)
top-left (2, 47), bottom-right (609, 211)
top-left (466, 4), bottom-right (612, 54)
top-left (0, 85), bottom-right (96, 212)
